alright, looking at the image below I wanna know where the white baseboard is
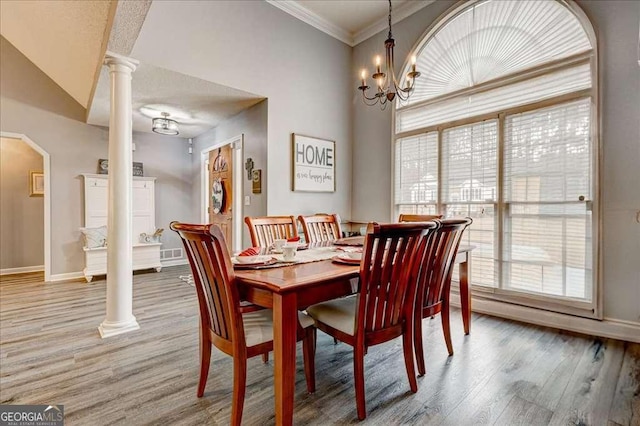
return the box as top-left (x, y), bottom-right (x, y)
top-left (450, 293), bottom-right (640, 344)
top-left (47, 262), bottom-right (188, 283)
top-left (0, 265), bottom-right (44, 275)
top-left (161, 258), bottom-right (189, 267)
top-left (48, 271), bottom-right (85, 282)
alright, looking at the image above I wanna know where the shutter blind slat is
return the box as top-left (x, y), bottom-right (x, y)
top-left (443, 121), bottom-right (498, 287)
top-left (395, 133), bottom-right (438, 205)
top-left (396, 63), bottom-right (591, 134)
top-left (407, 0), bottom-right (592, 105)
top-left (503, 99), bottom-right (592, 299)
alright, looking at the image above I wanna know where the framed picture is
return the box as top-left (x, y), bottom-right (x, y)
top-left (98, 159), bottom-right (144, 176)
top-left (292, 134), bottom-right (335, 192)
top-left (30, 171), bottom-right (44, 197)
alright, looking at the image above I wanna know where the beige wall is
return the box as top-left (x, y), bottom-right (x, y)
top-left (351, 1), bottom-right (640, 323)
top-left (0, 137), bottom-right (44, 270)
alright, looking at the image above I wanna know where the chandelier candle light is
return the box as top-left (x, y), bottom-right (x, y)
top-left (358, 0), bottom-right (420, 108)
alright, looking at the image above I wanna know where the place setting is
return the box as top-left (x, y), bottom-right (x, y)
top-left (331, 251), bottom-right (362, 265)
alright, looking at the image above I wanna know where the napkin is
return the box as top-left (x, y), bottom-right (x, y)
top-left (287, 237), bottom-right (301, 242)
top-left (239, 247), bottom-right (260, 256)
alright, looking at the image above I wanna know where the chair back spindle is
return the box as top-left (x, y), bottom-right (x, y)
top-left (298, 214), bottom-right (342, 243)
top-left (357, 222), bottom-right (438, 342)
top-left (415, 218), bottom-right (473, 315)
top-left (170, 222), bottom-right (242, 345)
top-left (244, 216), bottom-right (298, 247)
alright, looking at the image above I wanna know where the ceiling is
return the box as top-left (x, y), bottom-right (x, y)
top-left (0, 0), bottom-right (115, 108)
top-left (87, 62), bottom-right (264, 139)
top-left (2, 0), bottom-right (434, 138)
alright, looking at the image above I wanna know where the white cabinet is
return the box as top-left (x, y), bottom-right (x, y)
top-left (81, 174), bottom-right (162, 282)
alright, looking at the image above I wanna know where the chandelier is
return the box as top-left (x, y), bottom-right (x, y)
top-left (152, 112), bottom-right (179, 135)
top-left (358, 0), bottom-right (420, 109)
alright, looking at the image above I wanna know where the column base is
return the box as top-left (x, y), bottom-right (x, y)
top-left (98, 316), bottom-right (140, 338)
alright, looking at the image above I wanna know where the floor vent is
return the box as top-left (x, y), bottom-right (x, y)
top-left (160, 248), bottom-right (183, 261)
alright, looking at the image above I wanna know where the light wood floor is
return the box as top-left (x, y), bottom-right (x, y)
top-left (1, 267), bottom-right (638, 425)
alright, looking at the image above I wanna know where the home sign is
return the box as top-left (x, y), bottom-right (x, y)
top-left (291, 134), bottom-right (335, 192)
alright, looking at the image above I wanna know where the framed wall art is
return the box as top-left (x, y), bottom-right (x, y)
top-left (97, 159), bottom-right (144, 176)
top-left (291, 134), bottom-right (335, 192)
top-left (29, 171), bottom-right (44, 197)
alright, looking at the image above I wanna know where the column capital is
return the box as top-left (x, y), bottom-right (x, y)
top-left (104, 51), bottom-right (139, 73)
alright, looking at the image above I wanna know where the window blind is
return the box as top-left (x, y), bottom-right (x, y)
top-left (405, 0), bottom-right (592, 105)
top-left (392, 0), bottom-right (597, 311)
top-left (394, 132), bottom-right (438, 205)
top-left (396, 63), bottom-right (591, 134)
top-left (503, 99), bottom-right (592, 299)
top-left (504, 99), bottom-right (592, 203)
top-left (442, 121), bottom-right (498, 287)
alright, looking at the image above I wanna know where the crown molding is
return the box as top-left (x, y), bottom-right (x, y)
top-left (266, 0), bottom-right (435, 47)
top-left (353, 0), bottom-right (436, 46)
top-left (265, 0), bottom-right (353, 46)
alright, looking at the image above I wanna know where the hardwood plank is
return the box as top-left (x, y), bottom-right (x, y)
top-left (609, 343), bottom-right (640, 426)
top-left (547, 338), bottom-right (626, 426)
top-left (493, 395), bottom-right (553, 426)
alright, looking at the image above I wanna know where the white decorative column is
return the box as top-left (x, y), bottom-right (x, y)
top-left (99, 52), bottom-right (140, 338)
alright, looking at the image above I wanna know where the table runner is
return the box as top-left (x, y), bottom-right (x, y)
top-left (233, 246), bottom-right (360, 270)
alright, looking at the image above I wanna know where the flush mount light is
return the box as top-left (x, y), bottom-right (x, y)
top-left (152, 112), bottom-right (179, 135)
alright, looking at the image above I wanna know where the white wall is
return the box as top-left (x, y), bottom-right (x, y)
top-left (194, 100), bottom-right (268, 248)
top-left (0, 137), bottom-right (44, 270)
top-left (131, 0), bottom-right (353, 221)
top-left (0, 37), bottom-right (192, 276)
top-left (351, 1), bottom-right (640, 324)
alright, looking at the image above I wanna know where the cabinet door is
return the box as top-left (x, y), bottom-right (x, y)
top-left (133, 180), bottom-right (156, 244)
top-left (85, 177), bottom-right (108, 228)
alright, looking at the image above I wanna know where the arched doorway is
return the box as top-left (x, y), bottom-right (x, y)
top-left (0, 132), bottom-right (51, 281)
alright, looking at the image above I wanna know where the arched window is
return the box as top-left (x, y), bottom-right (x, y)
top-left (393, 0), bottom-right (599, 316)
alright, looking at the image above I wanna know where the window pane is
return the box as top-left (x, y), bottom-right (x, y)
top-left (442, 120), bottom-right (497, 203)
top-left (394, 132), bottom-right (438, 204)
top-left (503, 203), bottom-right (592, 300)
top-left (448, 203), bottom-right (496, 288)
top-left (504, 98), bottom-right (592, 202)
top-left (397, 204), bottom-right (438, 216)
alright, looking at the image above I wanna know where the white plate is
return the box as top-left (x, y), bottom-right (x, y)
top-left (234, 255), bottom-right (273, 264)
top-left (339, 252), bottom-right (362, 261)
top-left (332, 255), bottom-right (361, 265)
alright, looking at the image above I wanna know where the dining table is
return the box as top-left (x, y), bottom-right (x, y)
top-left (234, 240), bottom-right (474, 425)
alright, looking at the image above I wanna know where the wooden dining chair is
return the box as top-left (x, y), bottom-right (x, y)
top-left (306, 221), bottom-right (438, 420)
top-left (298, 213), bottom-right (342, 243)
top-left (170, 222), bottom-right (316, 426)
top-left (398, 213), bottom-right (443, 222)
top-left (244, 215), bottom-right (298, 247)
top-left (413, 218), bottom-right (472, 376)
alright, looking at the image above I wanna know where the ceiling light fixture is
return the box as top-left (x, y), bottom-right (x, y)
top-left (358, 0), bottom-right (421, 109)
top-left (152, 112), bottom-right (179, 135)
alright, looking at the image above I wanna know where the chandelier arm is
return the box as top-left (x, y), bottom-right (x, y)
top-left (357, 0), bottom-right (420, 108)
top-left (362, 92), bottom-right (384, 107)
top-left (360, 89), bottom-right (384, 103)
